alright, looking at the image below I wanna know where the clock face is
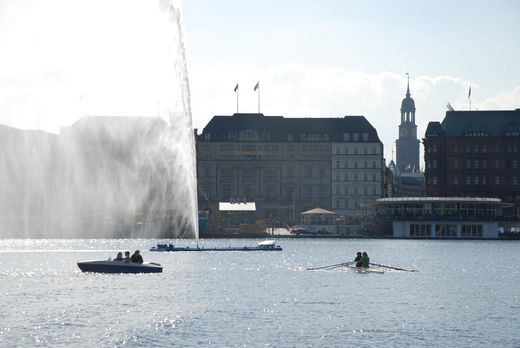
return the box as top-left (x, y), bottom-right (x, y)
top-left (400, 127), bottom-right (408, 137)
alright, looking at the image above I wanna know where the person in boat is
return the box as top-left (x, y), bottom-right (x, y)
top-left (361, 252), bottom-right (370, 268)
top-left (353, 252), bottom-right (363, 267)
top-left (114, 252), bottom-right (123, 261)
top-left (122, 251), bottom-right (131, 263)
top-left (131, 250), bottom-right (143, 264)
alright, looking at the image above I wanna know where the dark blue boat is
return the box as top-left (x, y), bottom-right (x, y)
top-left (150, 240), bottom-right (282, 252)
top-left (77, 260), bottom-right (163, 273)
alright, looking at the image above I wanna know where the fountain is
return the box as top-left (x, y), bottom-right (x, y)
top-left (0, 0), bottom-right (198, 238)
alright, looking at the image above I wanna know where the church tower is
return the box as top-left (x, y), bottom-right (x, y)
top-left (396, 76), bottom-right (420, 173)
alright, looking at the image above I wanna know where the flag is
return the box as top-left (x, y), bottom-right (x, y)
top-left (468, 85), bottom-right (471, 98)
top-left (254, 82), bottom-right (259, 91)
top-left (234, 83), bottom-right (238, 92)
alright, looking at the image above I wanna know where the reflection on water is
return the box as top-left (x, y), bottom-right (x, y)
top-left (1, 239), bottom-right (519, 347)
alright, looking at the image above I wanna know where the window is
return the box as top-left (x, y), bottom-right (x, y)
top-left (304, 187), bottom-right (312, 199)
top-left (453, 176), bottom-right (459, 185)
top-left (265, 184), bottom-right (275, 199)
top-left (202, 184), bottom-right (212, 199)
top-left (221, 168), bottom-right (233, 177)
top-left (364, 147), bottom-right (368, 154)
top-left (287, 167), bottom-right (295, 178)
top-left (453, 160), bottom-right (459, 169)
top-left (353, 133), bottom-right (359, 141)
top-left (304, 167), bottom-right (313, 178)
top-left (435, 224), bottom-right (457, 237)
top-left (465, 144), bottom-right (471, 153)
top-left (372, 173), bottom-right (377, 181)
top-left (319, 186), bottom-right (326, 199)
top-left (319, 167), bottom-right (326, 178)
top-left (513, 160), bottom-right (519, 169)
top-left (465, 160), bottom-right (471, 169)
top-left (372, 161), bottom-right (376, 168)
top-left (335, 147), bottom-right (340, 154)
top-left (223, 184), bottom-right (231, 198)
top-left (474, 144), bottom-right (479, 153)
top-left (335, 160), bottom-right (341, 168)
top-left (482, 160), bottom-right (488, 169)
top-left (410, 224), bottom-right (432, 237)
top-left (474, 176), bottom-right (479, 185)
top-left (345, 160), bottom-right (349, 168)
top-left (495, 177), bottom-right (500, 185)
top-left (287, 133), bottom-right (293, 141)
top-left (287, 145), bottom-right (295, 151)
top-left (495, 144), bottom-right (500, 153)
top-left (453, 144), bottom-right (458, 153)
top-left (432, 177), bottom-right (438, 185)
top-left (362, 133), bottom-right (369, 141)
top-left (482, 145), bottom-right (488, 153)
top-left (335, 173), bottom-right (340, 181)
top-left (514, 177), bottom-right (519, 186)
top-left (372, 147), bottom-right (377, 154)
top-left (482, 176), bottom-right (487, 185)
top-left (203, 167), bottom-right (211, 177)
top-left (432, 160), bottom-right (438, 169)
top-left (474, 160), bottom-right (479, 169)
top-left (364, 173), bottom-right (368, 181)
top-left (495, 160), bottom-right (501, 170)
top-left (243, 168), bottom-right (256, 177)
top-left (354, 147), bottom-right (359, 154)
top-left (264, 168), bottom-right (276, 178)
top-left (433, 144), bottom-right (438, 153)
top-left (466, 176), bottom-right (471, 185)
top-left (244, 184), bottom-right (255, 200)
top-left (372, 187), bottom-right (376, 195)
top-left (364, 160), bottom-right (368, 168)
top-left (354, 161), bottom-right (358, 168)
top-left (354, 173), bottom-right (359, 181)
top-left (461, 224), bottom-right (483, 238)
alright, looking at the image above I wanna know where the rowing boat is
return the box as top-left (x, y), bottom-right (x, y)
top-left (345, 265), bottom-right (384, 274)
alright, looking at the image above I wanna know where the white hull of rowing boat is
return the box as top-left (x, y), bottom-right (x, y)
top-left (345, 265), bottom-right (384, 274)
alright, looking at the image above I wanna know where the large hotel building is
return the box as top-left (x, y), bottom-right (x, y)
top-left (196, 113), bottom-right (385, 223)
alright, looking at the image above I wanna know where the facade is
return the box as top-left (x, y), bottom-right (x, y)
top-left (424, 109), bottom-right (520, 218)
top-left (331, 137), bottom-right (385, 215)
top-left (395, 78), bottom-right (420, 173)
top-left (365, 197), bottom-right (512, 239)
top-left (196, 113), bottom-right (384, 225)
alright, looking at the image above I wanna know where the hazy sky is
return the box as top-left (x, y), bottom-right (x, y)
top-left (1, 0), bottom-right (519, 164)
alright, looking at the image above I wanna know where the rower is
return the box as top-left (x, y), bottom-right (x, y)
top-left (354, 252), bottom-right (362, 267)
top-left (361, 252), bottom-right (370, 268)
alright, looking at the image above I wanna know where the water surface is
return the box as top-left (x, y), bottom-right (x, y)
top-left (1, 239), bottom-right (519, 347)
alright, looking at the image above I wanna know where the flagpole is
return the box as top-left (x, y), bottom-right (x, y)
top-left (235, 82), bottom-right (239, 113)
top-left (258, 84), bottom-right (260, 114)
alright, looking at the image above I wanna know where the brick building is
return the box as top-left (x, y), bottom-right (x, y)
top-left (424, 109), bottom-right (520, 217)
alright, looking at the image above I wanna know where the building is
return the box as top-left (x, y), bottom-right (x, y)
top-left (365, 197), bottom-right (512, 239)
top-left (424, 109), bottom-right (520, 218)
top-left (385, 160), bottom-right (425, 198)
top-left (196, 113), bottom-right (385, 225)
top-left (395, 78), bottom-right (420, 173)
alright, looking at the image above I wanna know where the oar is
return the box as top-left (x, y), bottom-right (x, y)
top-left (306, 262), bottom-right (353, 271)
top-left (369, 263), bottom-right (417, 272)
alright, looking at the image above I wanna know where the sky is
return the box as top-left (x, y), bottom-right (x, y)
top-left (1, 0), bottom-right (519, 165)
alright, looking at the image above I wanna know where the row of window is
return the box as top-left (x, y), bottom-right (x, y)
top-left (334, 146), bottom-right (380, 155)
top-left (334, 172), bottom-right (379, 182)
top-left (334, 160), bottom-right (379, 169)
top-left (210, 167), bottom-right (329, 178)
top-left (428, 176), bottom-right (519, 186)
top-left (333, 200), bottom-right (362, 209)
top-left (334, 186), bottom-right (378, 195)
top-left (409, 224), bottom-right (483, 237)
top-left (426, 143), bottom-right (519, 154)
top-left (201, 185), bottom-right (328, 200)
top-left (427, 159), bottom-right (519, 170)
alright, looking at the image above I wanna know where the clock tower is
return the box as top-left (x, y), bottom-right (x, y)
top-left (396, 76), bottom-right (420, 172)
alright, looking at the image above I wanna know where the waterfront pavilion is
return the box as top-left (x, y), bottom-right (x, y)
top-left (363, 197), bottom-right (512, 238)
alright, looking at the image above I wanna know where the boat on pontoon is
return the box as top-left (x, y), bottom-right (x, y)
top-left (150, 240), bottom-right (282, 252)
top-left (77, 260), bottom-right (163, 273)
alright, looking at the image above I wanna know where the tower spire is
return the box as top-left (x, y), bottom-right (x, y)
top-left (406, 73), bottom-right (410, 98)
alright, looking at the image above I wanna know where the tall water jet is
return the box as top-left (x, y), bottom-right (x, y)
top-left (0, 0), bottom-right (198, 238)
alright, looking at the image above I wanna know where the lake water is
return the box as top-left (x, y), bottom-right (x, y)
top-left (1, 238), bottom-right (519, 347)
